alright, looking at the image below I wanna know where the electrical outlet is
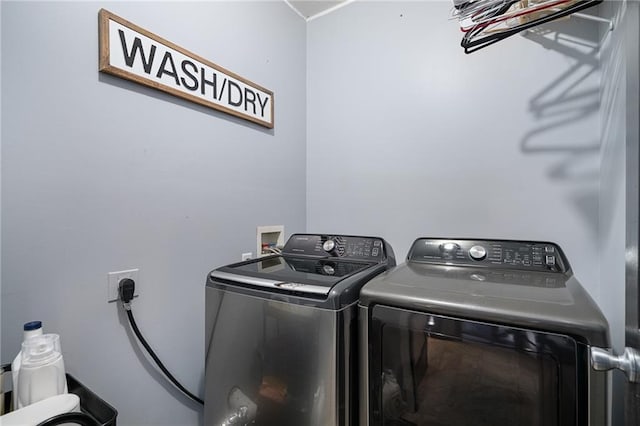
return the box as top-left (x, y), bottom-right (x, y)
top-left (242, 252), bottom-right (253, 261)
top-left (107, 269), bottom-right (139, 302)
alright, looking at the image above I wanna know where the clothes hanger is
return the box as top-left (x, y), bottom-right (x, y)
top-left (464, 0), bottom-right (521, 28)
top-left (463, 0), bottom-right (577, 37)
top-left (459, 0), bottom-right (576, 32)
top-left (461, 0), bottom-right (603, 54)
top-left (453, 0), bottom-right (517, 22)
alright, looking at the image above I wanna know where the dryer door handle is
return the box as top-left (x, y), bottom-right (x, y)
top-left (591, 347), bottom-right (640, 383)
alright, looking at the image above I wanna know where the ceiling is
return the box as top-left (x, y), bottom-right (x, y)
top-left (287, 0), bottom-right (350, 19)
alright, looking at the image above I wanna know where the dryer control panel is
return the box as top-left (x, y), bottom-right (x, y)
top-left (283, 234), bottom-right (391, 262)
top-left (407, 238), bottom-right (568, 273)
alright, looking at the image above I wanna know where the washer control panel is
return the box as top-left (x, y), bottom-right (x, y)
top-left (283, 234), bottom-right (388, 261)
top-left (407, 238), bottom-right (568, 273)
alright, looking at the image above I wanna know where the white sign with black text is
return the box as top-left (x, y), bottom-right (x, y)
top-left (99, 9), bottom-right (274, 128)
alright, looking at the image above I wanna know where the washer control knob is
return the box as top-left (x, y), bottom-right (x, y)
top-left (469, 245), bottom-right (487, 261)
top-left (322, 239), bottom-right (336, 252)
top-left (440, 242), bottom-right (460, 252)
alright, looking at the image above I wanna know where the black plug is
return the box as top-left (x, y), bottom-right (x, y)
top-left (119, 278), bottom-right (135, 306)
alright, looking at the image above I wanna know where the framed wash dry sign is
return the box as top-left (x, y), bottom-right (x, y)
top-left (98, 9), bottom-right (274, 128)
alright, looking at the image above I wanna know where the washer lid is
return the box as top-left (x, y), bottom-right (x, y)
top-left (213, 255), bottom-right (377, 295)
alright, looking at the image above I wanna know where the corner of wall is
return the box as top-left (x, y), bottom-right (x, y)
top-left (0, 0), bottom-right (4, 339)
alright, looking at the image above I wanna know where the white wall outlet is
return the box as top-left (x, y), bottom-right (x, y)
top-left (241, 252), bottom-right (253, 261)
top-left (257, 225), bottom-right (285, 257)
top-left (107, 268), bottom-right (139, 302)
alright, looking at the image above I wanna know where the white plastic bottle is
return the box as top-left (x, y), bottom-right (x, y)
top-left (17, 334), bottom-right (68, 409)
top-left (11, 321), bottom-right (43, 409)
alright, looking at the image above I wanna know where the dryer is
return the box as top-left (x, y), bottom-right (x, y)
top-left (358, 238), bottom-right (610, 426)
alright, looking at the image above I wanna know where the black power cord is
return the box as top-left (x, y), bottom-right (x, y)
top-left (118, 278), bottom-right (204, 405)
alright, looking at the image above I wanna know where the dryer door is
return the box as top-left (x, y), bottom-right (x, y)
top-left (368, 306), bottom-right (582, 426)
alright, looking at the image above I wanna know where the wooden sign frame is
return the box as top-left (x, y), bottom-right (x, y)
top-left (98, 9), bottom-right (274, 128)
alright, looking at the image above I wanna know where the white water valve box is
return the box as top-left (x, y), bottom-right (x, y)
top-left (257, 225), bottom-right (284, 257)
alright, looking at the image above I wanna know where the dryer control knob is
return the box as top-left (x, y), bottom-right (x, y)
top-left (323, 239), bottom-right (336, 252)
top-left (469, 245), bottom-right (487, 261)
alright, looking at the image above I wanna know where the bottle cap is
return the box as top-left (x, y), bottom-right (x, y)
top-left (21, 334), bottom-right (62, 367)
top-left (23, 321), bottom-right (42, 331)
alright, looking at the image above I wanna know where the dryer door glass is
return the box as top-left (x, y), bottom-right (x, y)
top-left (369, 306), bottom-right (581, 426)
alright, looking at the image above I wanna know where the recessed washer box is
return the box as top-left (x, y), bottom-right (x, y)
top-left (256, 225), bottom-right (284, 257)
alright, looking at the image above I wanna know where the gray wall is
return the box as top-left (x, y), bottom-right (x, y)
top-left (599, 0), bottom-right (627, 355)
top-left (1, 2), bottom-right (306, 425)
top-left (307, 1), bottom-right (602, 300)
top-left (599, 1), bottom-right (637, 424)
top-left (306, 2), bottom-right (637, 422)
top-left (0, 0), bottom-right (3, 354)
top-left (2, 1), bottom-right (635, 425)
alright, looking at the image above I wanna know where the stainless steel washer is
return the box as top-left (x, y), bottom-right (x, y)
top-left (205, 233), bottom-right (395, 426)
